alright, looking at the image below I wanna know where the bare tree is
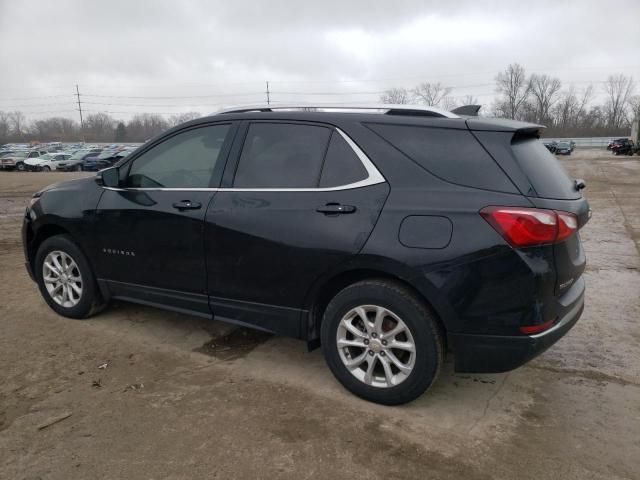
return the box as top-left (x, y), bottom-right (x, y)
top-left (528, 74), bottom-right (562, 124)
top-left (575, 85), bottom-right (593, 126)
top-left (604, 74), bottom-right (635, 128)
top-left (126, 113), bottom-right (169, 141)
top-left (495, 63), bottom-right (530, 120)
top-left (84, 113), bottom-right (115, 140)
top-left (168, 111), bottom-right (201, 127)
top-left (31, 117), bottom-right (78, 141)
top-left (553, 87), bottom-right (578, 129)
top-left (441, 96), bottom-right (458, 111)
top-left (627, 95), bottom-right (640, 124)
top-left (0, 111), bottom-right (10, 142)
top-left (380, 88), bottom-right (411, 104)
top-left (8, 111), bottom-right (27, 138)
top-left (460, 95), bottom-right (479, 106)
top-left (412, 82), bottom-right (451, 107)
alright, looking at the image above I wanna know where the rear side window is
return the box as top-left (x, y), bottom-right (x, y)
top-left (511, 137), bottom-right (580, 200)
top-left (365, 123), bottom-right (517, 193)
top-left (319, 132), bottom-right (368, 188)
top-left (234, 123), bottom-right (331, 188)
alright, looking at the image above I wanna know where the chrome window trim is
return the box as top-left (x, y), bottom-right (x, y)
top-left (103, 128), bottom-right (386, 193)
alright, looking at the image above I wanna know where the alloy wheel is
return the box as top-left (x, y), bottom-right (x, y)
top-left (336, 305), bottom-right (416, 388)
top-left (42, 250), bottom-right (83, 308)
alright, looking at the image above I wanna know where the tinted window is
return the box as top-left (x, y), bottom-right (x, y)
top-left (511, 138), bottom-right (580, 199)
top-left (319, 132), bottom-right (368, 187)
top-left (126, 124), bottom-right (230, 188)
top-left (234, 123), bottom-right (331, 188)
top-left (366, 123), bottom-right (517, 193)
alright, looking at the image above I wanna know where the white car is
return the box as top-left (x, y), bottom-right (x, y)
top-left (24, 153), bottom-right (72, 171)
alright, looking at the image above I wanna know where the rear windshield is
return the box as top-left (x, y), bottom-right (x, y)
top-left (511, 137), bottom-right (580, 200)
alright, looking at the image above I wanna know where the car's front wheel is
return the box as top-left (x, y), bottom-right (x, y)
top-left (42, 166), bottom-right (51, 172)
top-left (321, 280), bottom-right (443, 405)
top-left (35, 234), bottom-right (104, 319)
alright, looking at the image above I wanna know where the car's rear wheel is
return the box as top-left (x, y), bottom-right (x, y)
top-left (75, 164), bottom-right (83, 171)
top-left (16, 162), bottom-right (25, 171)
top-left (34, 234), bottom-right (105, 319)
top-left (321, 279), bottom-right (443, 405)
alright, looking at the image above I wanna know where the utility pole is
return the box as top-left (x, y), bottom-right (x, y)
top-left (75, 84), bottom-right (85, 143)
top-left (265, 81), bottom-right (270, 105)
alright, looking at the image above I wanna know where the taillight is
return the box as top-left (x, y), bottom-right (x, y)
top-left (480, 206), bottom-right (578, 247)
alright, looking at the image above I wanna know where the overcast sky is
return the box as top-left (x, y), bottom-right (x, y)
top-left (1, 0), bottom-right (638, 120)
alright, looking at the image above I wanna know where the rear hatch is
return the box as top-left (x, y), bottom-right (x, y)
top-left (469, 119), bottom-right (590, 295)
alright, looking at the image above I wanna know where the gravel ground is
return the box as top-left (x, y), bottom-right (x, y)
top-left (0, 150), bottom-right (639, 480)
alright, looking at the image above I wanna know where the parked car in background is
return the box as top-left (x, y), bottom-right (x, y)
top-left (607, 138), bottom-right (627, 150)
top-left (24, 153), bottom-right (72, 171)
top-left (555, 141), bottom-right (572, 155)
top-left (55, 149), bottom-right (99, 171)
top-left (0, 150), bottom-right (48, 171)
top-left (82, 148), bottom-right (132, 171)
top-left (611, 139), bottom-right (634, 156)
top-left (543, 141), bottom-right (557, 153)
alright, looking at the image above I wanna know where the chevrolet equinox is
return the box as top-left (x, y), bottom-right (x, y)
top-left (22, 104), bottom-right (589, 405)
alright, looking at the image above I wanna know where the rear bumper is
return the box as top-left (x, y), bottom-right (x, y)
top-left (450, 277), bottom-right (585, 373)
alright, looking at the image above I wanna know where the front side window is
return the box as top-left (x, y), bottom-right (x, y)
top-left (126, 124), bottom-right (230, 188)
top-left (233, 123), bottom-right (331, 188)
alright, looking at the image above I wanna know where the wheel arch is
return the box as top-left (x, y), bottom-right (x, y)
top-left (26, 222), bottom-right (71, 273)
top-left (304, 262), bottom-right (450, 350)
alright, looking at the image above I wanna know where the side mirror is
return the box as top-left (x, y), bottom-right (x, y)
top-left (99, 167), bottom-right (120, 188)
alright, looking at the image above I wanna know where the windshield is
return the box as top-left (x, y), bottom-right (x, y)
top-left (12, 151), bottom-right (29, 158)
top-left (558, 142), bottom-right (570, 147)
top-left (97, 150), bottom-right (118, 159)
top-left (39, 154), bottom-right (54, 160)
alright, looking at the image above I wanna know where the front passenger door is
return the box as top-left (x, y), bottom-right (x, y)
top-left (94, 123), bottom-right (235, 315)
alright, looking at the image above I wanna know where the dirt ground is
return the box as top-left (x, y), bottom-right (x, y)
top-left (1, 150), bottom-right (639, 480)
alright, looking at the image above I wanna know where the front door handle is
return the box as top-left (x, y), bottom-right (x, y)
top-left (316, 203), bottom-right (357, 215)
top-left (172, 200), bottom-right (202, 211)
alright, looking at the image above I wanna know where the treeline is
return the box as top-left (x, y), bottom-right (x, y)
top-left (2, 64), bottom-right (639, 143)
top-left (0, 111), bottom-right (201, 144)
top-left (381, 63), bottom-right (639, 138)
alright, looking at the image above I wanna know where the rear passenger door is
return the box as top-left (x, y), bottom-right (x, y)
top-left (205, 121), bottom-right (390, 337)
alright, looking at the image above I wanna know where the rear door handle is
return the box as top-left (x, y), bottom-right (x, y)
top-left (172, 200), bottom-right (202, 211)
top-left (316, 203), bottom-right (357, 215)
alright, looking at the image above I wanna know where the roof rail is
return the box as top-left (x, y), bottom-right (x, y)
top-left (214, 104), bottom-right (460, 119)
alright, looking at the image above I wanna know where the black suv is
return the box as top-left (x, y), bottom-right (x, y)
top-left (22, 105), bottom-right (589, 405)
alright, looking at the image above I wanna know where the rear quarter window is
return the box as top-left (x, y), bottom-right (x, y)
top-left (511, 138), bottom-right (580, 200)
top-left (365, 123), bottom-right (517, 193)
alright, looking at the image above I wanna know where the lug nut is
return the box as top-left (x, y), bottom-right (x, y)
top-left (380, 351), bottom-right (386, 356)
top-left (371, 332), bottom-right (377, 338)
top-left (368, 350), bottom-right (374, 356)
top-left (364, 339), bottom-right (369, 345)
top-left (381, 340), bottom-right (387, 346)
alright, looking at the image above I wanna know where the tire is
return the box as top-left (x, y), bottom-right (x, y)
top-left (42, 166), bottom-right (51, 172)
top-left (16, 162), bottom-right (25, 171)
top-left (34, 234), bottom-right (105, 319)
top-left (76, 164), bottom-right (83, 171)
top-left (321, 279), bottom-right (443, 405)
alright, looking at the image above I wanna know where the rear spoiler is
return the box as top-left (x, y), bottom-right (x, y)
top-left (466, 118), bottom-right (545, 137)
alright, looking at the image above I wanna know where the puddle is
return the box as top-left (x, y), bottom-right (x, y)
top-left (194, 327), bottom-right (272, 360)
